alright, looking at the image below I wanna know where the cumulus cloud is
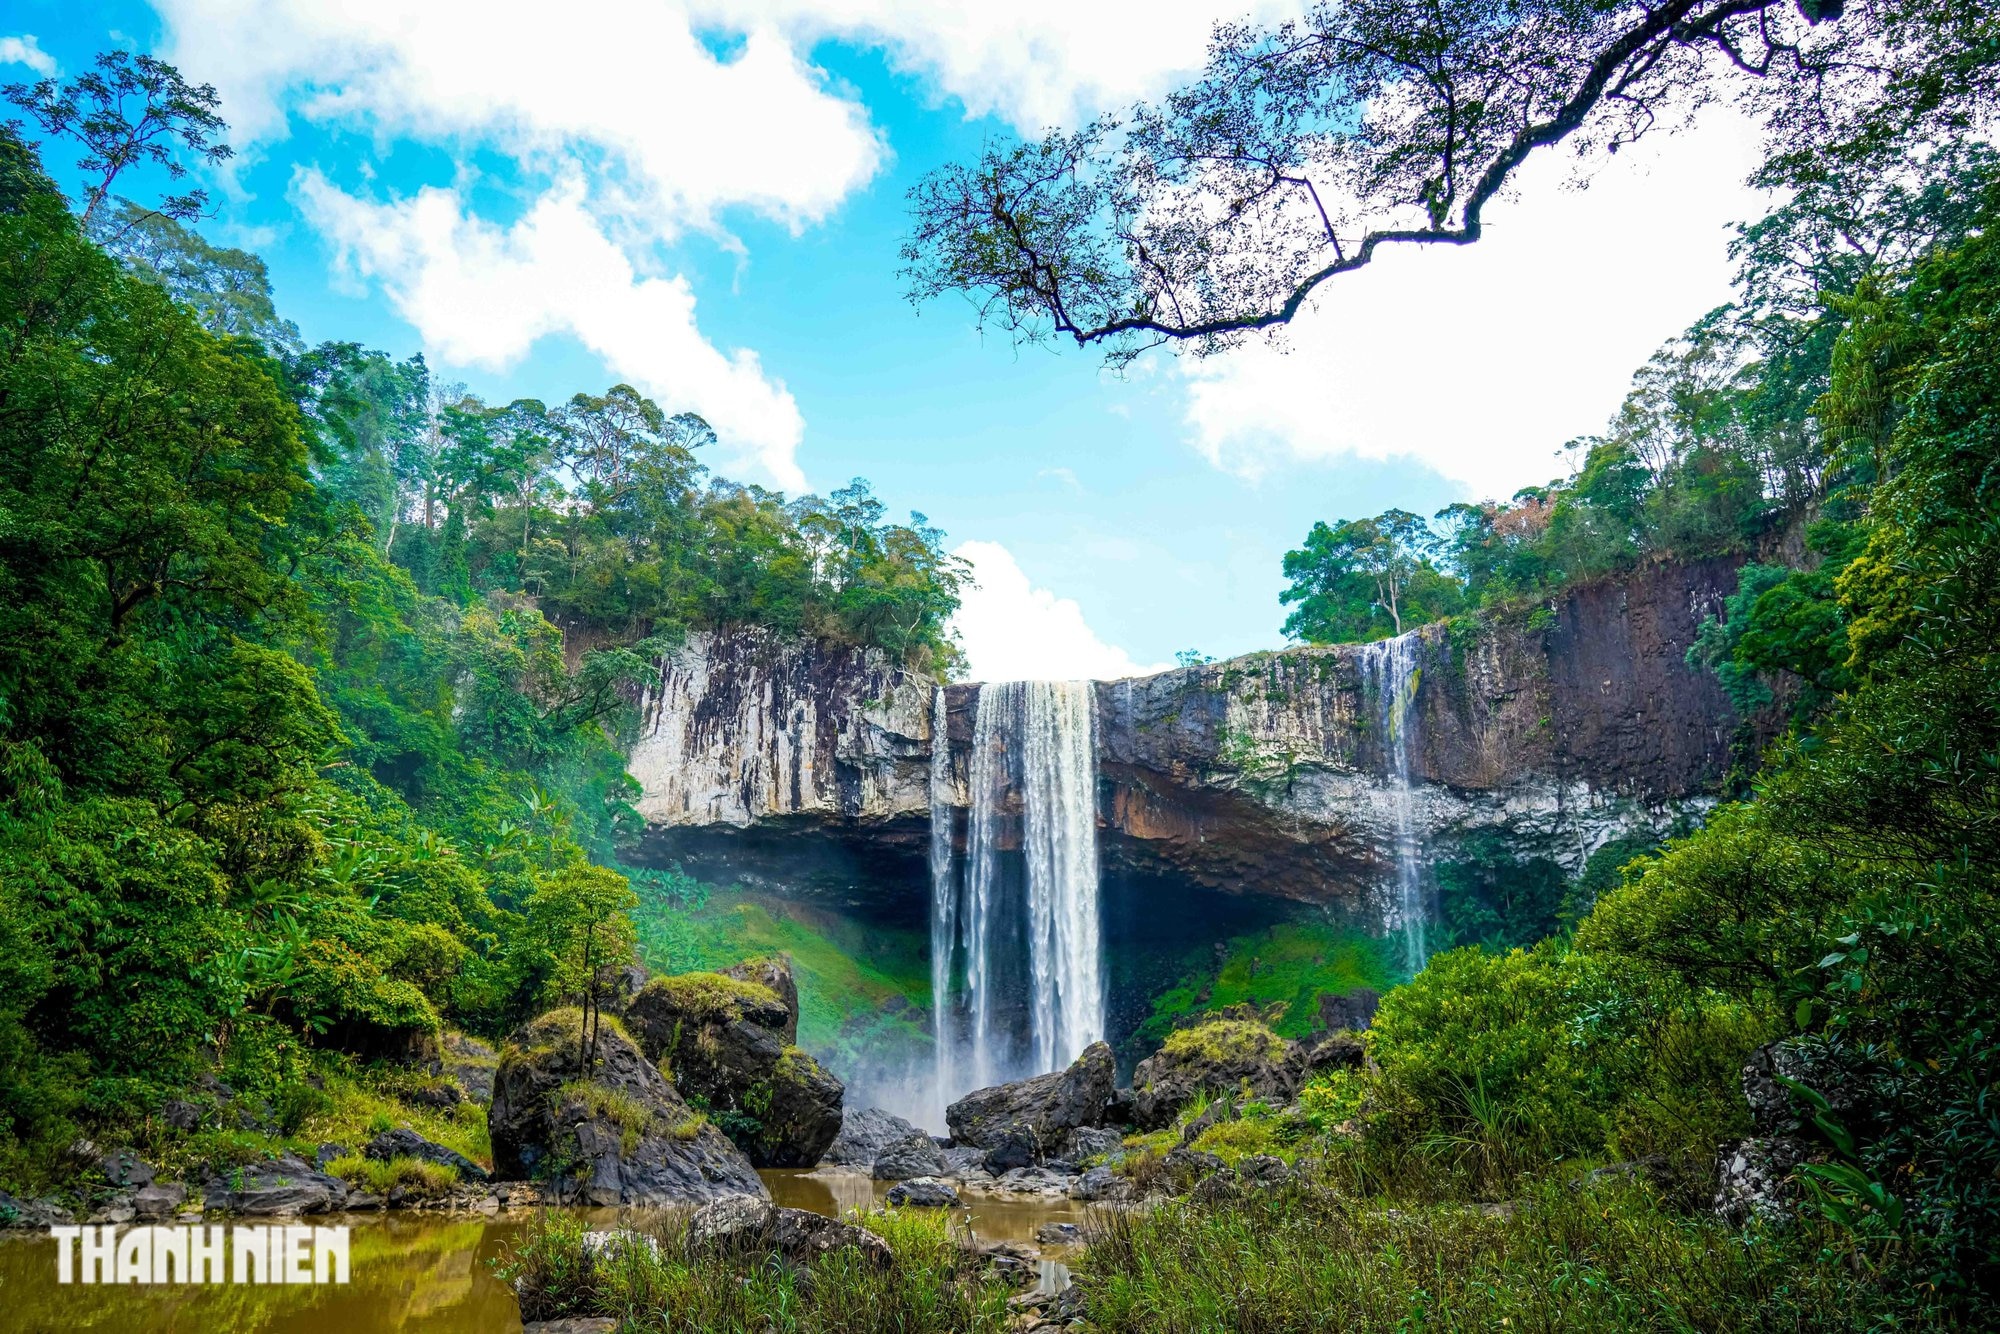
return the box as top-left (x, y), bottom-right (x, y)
top-left (296, 171), bottom-right (806, 489)
top-left (1179, 108), bottom-right (1771, 502)
top-left (0, 34), bottom-right (56, 75)
top-left (950, 540), bottom-right (1170, 683)
top-left (706, 1), bottom-right (1300, 130)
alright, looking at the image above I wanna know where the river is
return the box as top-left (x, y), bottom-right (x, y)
top-left (0, 1170), bottom-right (1083, 1332)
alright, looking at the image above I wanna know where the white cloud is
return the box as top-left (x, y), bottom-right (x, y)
top-left (703, 2), bottom-right (1301, 130)
top-left (0, 34), bottom-right (56, 75)
top-left (950, 540), bottom-right (1170, 683)
top-left (1180, 109), bottom-right (1772, 502)
top-left (296, 171), bottom-right (806, 489)
top-left (148, 1), bottom-right (1306, 492)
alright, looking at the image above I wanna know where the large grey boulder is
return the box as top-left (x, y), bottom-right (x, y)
top-left (872, 1132), bottom-right (947, 1181)
top-left (489, 1008), bottom-right (766, 1205)
top-left (203, 1156), bottom-right (348, 1215)
top-left (821, 1106), bottom-right (926, 1169)
top-left (946, 1042), bottom-right (1115, 1164)
top-left (364, 1128), bottom-right (489, 1182)
top-left (686, 1196), bottom-right (892, 1268)
top-left (626, 965), bottom-right (843, 1168)
top-left (886, 1176), bottom-right (960, 1208)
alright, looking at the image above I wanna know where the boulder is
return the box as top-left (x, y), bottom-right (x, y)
top-left (1063, 1126), bottom-right (1125, 1162)
top-left (722, 956), bottom-right (801, 1045)
top-left (595, 963), bottom-right (651, 1015)
top-left (626, 970), bottom-right (843, 1168)
top-left (686, 1196), bottom-right (892, 1269)
top-left (132, 1182), bottom-right (188, 1222)
top-left (314, 1143), bottom-right (350, 1169)
top-left (1132, 1018), bottom-right (1359, 1130)
top-left (1069, 1166), bottom-right (1132, 1203)
top-left (364, 1128), bottom-right (490, 1183)
top-left (1237, 1154), bottom-right (1292, 1187)
top-left (821, 1106), bottom-right (926, 1169)
top-left (159, 1098), bottom-right (203, 1132)
top-left (991, 1166), bottom-right (1078, 1197)
top-left (1316, 987), bottom-right (1381, 1033)
top-left (1715, 1136), bottom-right (1805, 1224)
top-left (946, 1042), bottom-right (1115, 1163)
top-left (524, 1320), bottom-right (619, 1334)
top-left (489, 1008), bottom-right (766, 1206)
top-left (100, 1150), bottom-right (156, 1190)
top-left (941, 1146), bottom-right (992, 1180)
top-left (438, 1032), bottom-right (500, 1106)
top-left (1035, 1222), bottom-right (1082, 1245)
top-left (0, 1192), bottom-right (76, 1229)
top-left (204, 1156), bottom-right (348, 1215)
top-left (872, 1132), bottom-right (947, 1181)
top-left (886, 1176), bottom-right (960, 1208)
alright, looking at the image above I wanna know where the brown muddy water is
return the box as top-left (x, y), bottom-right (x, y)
top-left (0, 1170), bottom-right (1084, 1332)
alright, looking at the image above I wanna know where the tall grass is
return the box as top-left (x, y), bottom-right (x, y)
top-left (496, 1206), bottom-right (1018, 1334)
top-left (1075, 1174), bottom-right (1938, 1333)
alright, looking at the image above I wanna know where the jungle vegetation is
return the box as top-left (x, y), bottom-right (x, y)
top-left (0, 56), bottom-right (961, 1195)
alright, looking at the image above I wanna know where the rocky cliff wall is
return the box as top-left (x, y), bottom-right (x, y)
top-left (627, 557), bottom-right (1758, 913)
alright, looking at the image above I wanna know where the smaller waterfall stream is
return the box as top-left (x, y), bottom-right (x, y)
top-left (1363, 633), bottom-right (1429, 976)
top-left (927, 686), bottom-right (957, 1102)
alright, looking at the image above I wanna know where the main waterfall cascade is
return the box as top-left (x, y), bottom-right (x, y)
top-left (929, 681), bottom-right (1105, 1111)
top-left (1363, 632), bottom-right (1430, 975)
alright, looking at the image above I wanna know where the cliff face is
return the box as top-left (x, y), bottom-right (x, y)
top-left (627, 558), bottom-right (1756, 913)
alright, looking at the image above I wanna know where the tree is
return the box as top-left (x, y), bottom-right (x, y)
top-left (901, 0), bottom-right (1981, 367)
top-left (91, 201), bottom-right (302, 355)
top-left (1281, 509), bottom-right (1459, 642)
top-left (4, 50), bottom-right (231, 227)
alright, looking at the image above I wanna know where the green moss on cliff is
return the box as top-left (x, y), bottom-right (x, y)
top-left (1133, 920), bottom-right (1396, 1055)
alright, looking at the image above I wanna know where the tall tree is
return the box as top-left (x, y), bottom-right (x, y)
top-left (902, 0), bottom-right (1988, 367)
top-left (1281, 509), bottom-right (1458, 642)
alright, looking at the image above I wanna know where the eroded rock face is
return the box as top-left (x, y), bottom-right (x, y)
top-left (488, 1009), bottom-right (765, 1205)
top-left (625, 966), bottom-right (843, 1168)
top-left (628, 559), bottom-right (1761, 913)
top-left (946, 1042), bottom-right (1115, 1162)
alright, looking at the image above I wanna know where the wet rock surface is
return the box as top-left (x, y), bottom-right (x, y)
top-left (947, 1041), bottom-right (1116, 1162)
top-left (886, 1176), bottom-right (960, 1208)
top-left (822, 1105), bottom-right (929, 1169)
top-left (489, 1009), bottom-right (766, 1205)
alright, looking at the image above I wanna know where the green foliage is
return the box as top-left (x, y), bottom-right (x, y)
top-left (632, 884), bottom-right (932, 1075)
top-left (1431, 830), bottom-right (1568, 952)
top-left (1077, 1174), bottom-right (1912, 1332)
top-left (1280, 509), bottom-right (1462, 643)
top-left (497, 1203), bottom-right (1014, 1333)
top-left (1132, 920), bottom-right (1395, 1056)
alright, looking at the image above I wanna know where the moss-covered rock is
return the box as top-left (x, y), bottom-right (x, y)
top-left (625, 959), bottom-right (844, 1167)
top-left (488, 1008), bottom-right (765, 1204)
top-left (1131, 1011), bottom-right (1364, 1130)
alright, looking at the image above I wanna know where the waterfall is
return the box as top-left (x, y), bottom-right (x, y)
top-left (1363, 633), bottom-right (1429, 976)
top-left (930, 680), bottom-right (1103, 1104)
top-left (1020, 681), bottom-right (1105, 1075)
top-left (927, 686), bottom-right (957, 1102)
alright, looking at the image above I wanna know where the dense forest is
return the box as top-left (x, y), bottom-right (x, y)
top-left (2, 4), bottom-right (1998, 1327)
top-left (0, 62), bottom-right (962, 1202)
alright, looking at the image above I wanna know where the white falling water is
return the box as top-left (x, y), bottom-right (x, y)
top-left (1363, 633), bottom-right (1429, 976)
top-left (1021, 681), bottom-right (1105, 1075)
top-left (927, 686), bottom-right (957, 1103)
top-left (930, 680), bottom-right (1104, 1103)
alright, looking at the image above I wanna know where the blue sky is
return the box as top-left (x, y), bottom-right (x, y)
top-left (4, 2), bottom-right (1770, 680)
